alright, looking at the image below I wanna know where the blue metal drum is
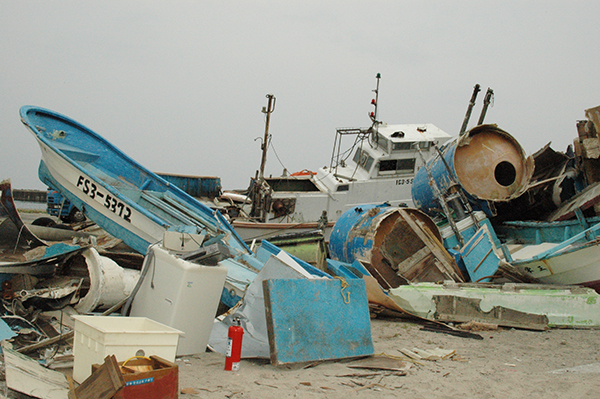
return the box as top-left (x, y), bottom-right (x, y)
top-left (328, 203), bottom-right (391, 264)
top-left (411, 124), bottom-right (533, 218)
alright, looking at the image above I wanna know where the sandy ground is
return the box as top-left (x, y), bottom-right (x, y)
top-left (177, 317), bottom-right (600, 399)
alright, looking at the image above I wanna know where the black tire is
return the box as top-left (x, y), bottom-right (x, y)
top-left (31, 217), bottom-right (57, 228)
top-left (68, 208), bottom-right (86, 223)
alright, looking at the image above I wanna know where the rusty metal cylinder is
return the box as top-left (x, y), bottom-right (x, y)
top-left (328, 204), bottom-right (453, 288)
top-left (411, 124), bottom-right (533, 217)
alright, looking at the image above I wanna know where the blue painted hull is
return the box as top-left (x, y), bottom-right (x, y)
top-left (21, 106), bottom-right (264, 306)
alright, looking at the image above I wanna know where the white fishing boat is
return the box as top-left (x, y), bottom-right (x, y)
top-left (20, 105), bottom-right (265, 308)
top-left (230, 76), bottom-right (453, 241)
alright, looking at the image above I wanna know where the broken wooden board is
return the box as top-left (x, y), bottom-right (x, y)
top-left (548, 181), bottom-right (600, 222)
top-left (3, 345), bottom-right (70, 399)
top-left (70, 354), bottom-right (125, 399)
top-left (400, 347), bottom-right (455, 361)
top-left (380, 208), bottom-right (464, 284)
top-left (263, 278), bottom-right (373, 365)
top-left (346, 355), bottom-right (411, 373)
top-left (433, 294), bottom-right (549, 331)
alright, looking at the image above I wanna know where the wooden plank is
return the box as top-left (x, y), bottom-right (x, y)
top-left (263, 278), bottom-right (373, 365)
top-left (398, 209), bottom-right (464, 281)
top-left (18, 331), bottom-right (74, 354)
top-left (395, 246), bottom-right (431, 275)
top-left (3, 345), bottom-right (70, 399)
top-left (70, 355), bottom-right (125, 399)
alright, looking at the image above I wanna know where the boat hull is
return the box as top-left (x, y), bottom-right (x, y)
top-left (21, 106), bottom-right (261, 307)
top-left (512, 241), bottom-right (600, 292)
top-left (37, 150), bottom-right (162, 254)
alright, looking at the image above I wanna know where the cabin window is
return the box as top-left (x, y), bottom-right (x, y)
top-left (376, 133), bottom-right (390, 152)
top-left (353, 149), bottom-right (374, 171)
top-left (353, 148), bottom-right (361, 163)
top-left (337, 184), bottom-right (349, 192)
top-left (397, 158), bottom-right (416, 172)
top-left (378, 158), bottom-right (416, 175)
top-left (391, 141), bottom-right (416, 151)
top-left (391, 141), bottom-right (432, 152)
top-left (379, 160), bottom-right (397, 172)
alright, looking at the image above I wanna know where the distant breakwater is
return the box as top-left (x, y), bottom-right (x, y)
top-left (12, 189), bottom-right (46, 203)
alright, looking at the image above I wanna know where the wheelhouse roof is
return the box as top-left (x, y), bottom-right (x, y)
top-left (375, 123), bottom-right (452, 143)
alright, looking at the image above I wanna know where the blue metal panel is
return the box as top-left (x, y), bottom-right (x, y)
top-left (158, 174), bottom-right (221, 199)
top-left (263, 278), bottom-right (373, 365)
top-left (459, 226), bottom-right (501, 283)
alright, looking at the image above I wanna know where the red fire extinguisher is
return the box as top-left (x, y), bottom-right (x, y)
top-left (225, 317), bottom-right (244, 371)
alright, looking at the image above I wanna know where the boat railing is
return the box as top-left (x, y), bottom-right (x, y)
top-left (329, 127), bottom-right (371, 172)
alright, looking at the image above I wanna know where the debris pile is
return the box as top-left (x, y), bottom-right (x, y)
top-left (1, 98), bottom-right (600, 397)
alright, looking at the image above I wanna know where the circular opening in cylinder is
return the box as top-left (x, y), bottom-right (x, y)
top-left (494, 161), bottom-right (517, 187)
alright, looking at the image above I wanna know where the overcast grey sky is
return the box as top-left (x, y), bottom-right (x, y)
top-left (2, 1), bottom-right (600, 191)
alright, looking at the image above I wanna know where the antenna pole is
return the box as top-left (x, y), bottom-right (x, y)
top-left (370, 73), bottom-right (381, 124)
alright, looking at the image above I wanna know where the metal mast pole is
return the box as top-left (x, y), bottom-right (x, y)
top-left (459, 84), bottom-right (481, 136)
top-left (259, 94), bottom-right (276, 180)
top-left (477, 88), bottom-right (494, 125)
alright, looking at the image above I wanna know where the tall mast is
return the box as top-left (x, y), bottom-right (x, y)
top-left (259, 94), bottom-right (276, 180)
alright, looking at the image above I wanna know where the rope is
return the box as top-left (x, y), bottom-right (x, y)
top-left (334, 276), bottom-right (351, 304)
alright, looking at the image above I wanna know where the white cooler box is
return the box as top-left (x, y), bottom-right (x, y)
top-left (72, 315), bottom-right (182, 384)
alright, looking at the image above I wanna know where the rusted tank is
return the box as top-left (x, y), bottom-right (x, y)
top-left (328, 204), bottom-right (464, 289)
top-left (411, 124), bottom-right (534, 217)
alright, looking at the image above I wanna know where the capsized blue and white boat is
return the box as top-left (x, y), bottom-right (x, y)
top-left (20, 106), bottom-right (266, 307)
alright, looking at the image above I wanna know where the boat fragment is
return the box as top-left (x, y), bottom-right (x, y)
top-left (208, 247), bottom-right (323, 359)
top-left (264, 277), bottom-right (373, 365)
top-left (389, 282), bottom-right (600, 328)
top-left (0, 178), bottom-right (46, 251)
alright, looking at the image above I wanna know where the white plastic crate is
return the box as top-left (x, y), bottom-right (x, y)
top-left (72, 315), bottom-right (183, 383)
